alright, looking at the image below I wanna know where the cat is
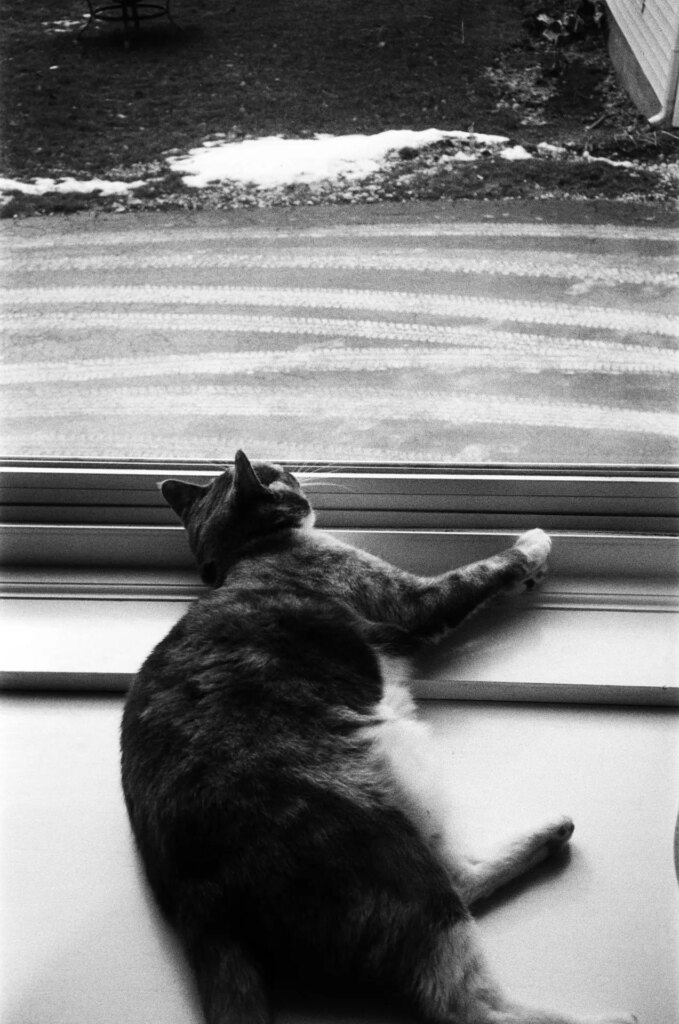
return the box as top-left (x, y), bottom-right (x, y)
top-left (120, 450), bottom-right (636, 1024)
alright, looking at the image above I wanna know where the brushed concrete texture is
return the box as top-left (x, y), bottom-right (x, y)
top-left (3, 202), bottom-right (678, 465)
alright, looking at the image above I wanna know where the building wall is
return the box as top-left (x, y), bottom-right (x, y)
top-left (606, 0), bottom-right (679, 125)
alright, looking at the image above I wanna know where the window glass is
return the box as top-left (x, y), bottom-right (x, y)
top-left (2, 215), bottom-right (677, 465)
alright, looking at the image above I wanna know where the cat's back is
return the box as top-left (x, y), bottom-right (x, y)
top-left (121, 529), bottom-right (383, 795)
top-left (135, 526), bottom-right (374, 690)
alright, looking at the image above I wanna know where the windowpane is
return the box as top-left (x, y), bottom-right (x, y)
top-left (2, 211), bottom-right (677, 465)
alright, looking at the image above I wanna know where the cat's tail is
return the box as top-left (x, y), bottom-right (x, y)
top-left (183, 931), bottom-right (271, 1024)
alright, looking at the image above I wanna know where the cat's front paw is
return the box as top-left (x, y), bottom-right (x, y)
top-left (512, 528), bottom-right (551, 589)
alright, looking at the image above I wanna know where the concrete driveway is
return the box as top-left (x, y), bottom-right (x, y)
top-left (1, 200), bottom-right (677, 465)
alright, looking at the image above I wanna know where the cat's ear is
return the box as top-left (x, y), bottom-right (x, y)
top-left (232, 450), bottom-right (271, 502)
top-left (160, 479), bottom-right (205, 518)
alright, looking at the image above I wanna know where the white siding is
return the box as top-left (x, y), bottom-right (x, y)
top-left (607, 0), bottom-right (679, 123)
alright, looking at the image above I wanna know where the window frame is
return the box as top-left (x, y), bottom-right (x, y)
top-left (2, 459), bottom-right (678, 532)
top-left (1, 460), bottom-right (677, 703)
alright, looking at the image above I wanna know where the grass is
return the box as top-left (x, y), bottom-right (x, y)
top-left (1, 0), bottom-right (677, 216)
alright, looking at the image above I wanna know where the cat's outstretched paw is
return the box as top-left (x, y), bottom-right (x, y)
top-left (512, 528), bottom-right (552, 589)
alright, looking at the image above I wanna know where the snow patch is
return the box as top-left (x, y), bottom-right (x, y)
top-left (538, 142), bottom-right (567, 156)
top-left (167, 129), bottom-right (511, 189)
top-left (0, 177), bottom-right (145, 198)
top-left (499, 145), bottom-right (533, 162)
top-left (0, 128), bottom-right (654, 205)
top-left (41, 18), bottom-right (83, 34)
top-left (583, 152), bottom-right (635, 169)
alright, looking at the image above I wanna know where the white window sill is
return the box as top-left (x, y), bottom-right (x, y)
top-left (2, 530), bottom-right (677, 705)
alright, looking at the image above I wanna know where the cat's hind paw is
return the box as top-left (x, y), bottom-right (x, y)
top-left (543, 815), bottom-right (575, 852)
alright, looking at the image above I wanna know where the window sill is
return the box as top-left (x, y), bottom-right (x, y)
top-left (2, 530), bottom-right (676, 706)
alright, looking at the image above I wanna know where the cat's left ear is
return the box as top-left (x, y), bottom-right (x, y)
top-left (160, 479), bottom-right (205, 519)
top-left (232, 450), bottom-right (271, 502)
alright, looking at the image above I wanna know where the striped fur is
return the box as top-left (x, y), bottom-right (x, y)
top-left (121, 452), bottom-right (635, 1024)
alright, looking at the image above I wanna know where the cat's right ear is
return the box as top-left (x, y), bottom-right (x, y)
top-left (160, 479), bottom-right (205, 519)
top-left (232, 450), bottom-right (270, 502)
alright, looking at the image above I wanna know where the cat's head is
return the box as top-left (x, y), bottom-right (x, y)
top-left (161, 450), bottom-right (315, 587)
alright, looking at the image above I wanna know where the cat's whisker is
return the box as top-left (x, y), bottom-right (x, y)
top-left (290, 462), bottom-right (346, 477)
top-left (300, 481), bottom-right (352, 494)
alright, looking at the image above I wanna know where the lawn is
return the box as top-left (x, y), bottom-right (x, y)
top-left (0, 0), bottom-right (677, 215)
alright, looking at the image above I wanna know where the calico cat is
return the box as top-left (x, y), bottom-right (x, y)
top-left (121, 451), bottom-right (636, 1024)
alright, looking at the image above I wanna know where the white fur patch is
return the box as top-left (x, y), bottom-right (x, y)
top-left (514, 527), bottom-right (551, 570)
top-left (362, 658), bottom-right (452, 848)
top-left (376, 653), bottom-right (416, 707)
top-left (301, 509), bottom-right (317, 530)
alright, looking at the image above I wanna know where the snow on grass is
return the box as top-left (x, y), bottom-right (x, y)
top-left (538, 142), bottom-right (567, 156)
top-left (41, 19), bottom-right (83, 34)
top-left (0, 127), bottom-right (655, 206)
top-left (166, 129), bottom-right (513, 189)
top-left (499, 145), bottom-right (533, 161)
top-left (0, 130), bottom-right (514, 202)
top-left (0, 176), bottom-right (145, 198)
